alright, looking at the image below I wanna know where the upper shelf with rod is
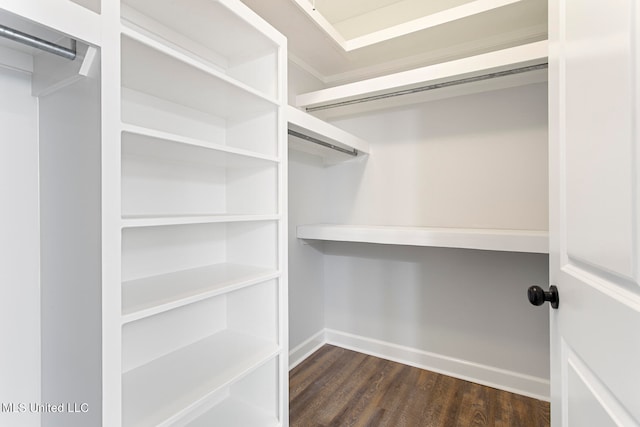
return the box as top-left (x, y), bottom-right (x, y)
top-left (0, 8), bottom-right (99, 96)
top-left (0, 23), bottom-right (77, 60)
top-left (287, 105), bottom-right (370, 165)
top-left (296, 40), bottom-right (548, 119)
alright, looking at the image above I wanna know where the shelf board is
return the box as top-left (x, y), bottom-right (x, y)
top-left (121, 213), bottom-right (279, 228)
top-left (121, 123), bottom-right (279, 164)
top-left (121, 24), bottom-right (278, 106)
top-left (186, 397), bottom-right (278, 427)
top-left (297, 224), bottom-right (549, 254)
top-left (122, 263), bottom-right (279, 324)
top-left (122, 330), bottom-right (279, 427)
top-left (121, 29), bottom-right (277, 121)
top-left (287, 105), bottom-right (369, 165)
top-left (121, 0), bottom-right (284, 69)
top-left (296, 41), bottom-right (548, 118)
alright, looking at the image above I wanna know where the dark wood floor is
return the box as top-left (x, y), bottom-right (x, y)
top-left (290, 345), bottom-right (550, 427)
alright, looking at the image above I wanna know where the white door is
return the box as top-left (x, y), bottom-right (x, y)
top-left (548, 0), bottom-right (640, 426)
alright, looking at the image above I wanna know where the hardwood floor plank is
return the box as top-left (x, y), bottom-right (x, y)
top-left (290, 345), bottom-right (550, 427)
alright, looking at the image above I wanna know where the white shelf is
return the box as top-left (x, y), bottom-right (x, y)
top-left (121, 32), bottom-right (277, 121)
top-left (297, 224), bottom-right (549, 254)
top-left (186, 397), bottom-right (279, 427)
top-left (122, 331), bottom-right (279, 427)
top-left (296, 41), bottom-right (548, 118)
top-left (121, 220), bottom-right (278, 286)
top-left (122, 263), bottom-right (278, 324)
top-left (121, 0), bottom-right (282, 99)
top-left (287, 105), bottom-right (370, 165)
top-left (121, 214), bottom-right (279, 228)
top-left (121, 124), bottom-right (279, 163)
top-left (120, 25), bottom-right (277, 106)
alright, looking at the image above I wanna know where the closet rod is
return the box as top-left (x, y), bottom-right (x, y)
top-left (288, 129), bottom-right (358, 156)
top-left (305, 63), bottom-right (548, 112)
top-left (0, 24), bottom-right (76, 60)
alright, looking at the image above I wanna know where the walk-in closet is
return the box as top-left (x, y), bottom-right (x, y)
top-left (1, 1), bottom-right (639, 426)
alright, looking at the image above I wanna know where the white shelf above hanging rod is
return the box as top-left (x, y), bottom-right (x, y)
top-left (296, 40), bottom-right (548, 118)
top-left (287, 105), bottom-right (370, 165)
top-left (0, 23), bottom-right (76, 59)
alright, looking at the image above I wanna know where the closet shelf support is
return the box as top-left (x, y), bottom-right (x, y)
top-left (0, 24), bottom-right (76, 60)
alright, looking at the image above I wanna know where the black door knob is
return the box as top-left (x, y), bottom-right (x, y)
top-left (527, 285), bottom-right (559, 309)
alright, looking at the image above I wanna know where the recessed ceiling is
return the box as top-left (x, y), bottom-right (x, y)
top-left (296, 0), bottom-right (499, 47)
top-left (240, 0), bottom-right (547, 84)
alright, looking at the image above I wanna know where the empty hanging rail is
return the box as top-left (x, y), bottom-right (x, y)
top-left (0, 23), bottom-right (76, 60)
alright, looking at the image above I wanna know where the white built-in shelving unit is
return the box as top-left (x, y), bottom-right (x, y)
top-left (297, 224), bottom-right (549, 254)
top-left (113, 0), bottom-right (288, 425)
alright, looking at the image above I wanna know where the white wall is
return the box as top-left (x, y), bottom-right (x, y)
top-left (288, 70), bottom-right (551, 397)
top-left (0, 68), bottom-right (41, 427)
top-left (287, 61), bottom-right (329, 360)
top-left (39, 77), bottom-right (102, 427)
top-left (288, 149), bottom-right (327, 356)
top-left (325, 83), bottom-right (549, 230)
top-left (288, 60), bottom-right (325, 105)
top-left (319, 83), bottom-right (550, 396)
top-left (323, 244), bottom-right (550, 387)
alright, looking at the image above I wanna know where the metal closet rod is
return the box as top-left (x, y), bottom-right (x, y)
top-left (288, 129), bottom-right (359, 156)
top-left (305, 62), bottom-right (549, 112)
top-left (0, 23), bottom-right (76, 60)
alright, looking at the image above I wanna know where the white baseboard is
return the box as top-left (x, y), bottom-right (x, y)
top-left (323, 328), bottom-right (550, 401)
top-left (288, 329), bottom-right (326, 370)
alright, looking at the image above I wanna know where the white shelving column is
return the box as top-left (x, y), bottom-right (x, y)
top-left (108, 0), bottom-right (288, 425)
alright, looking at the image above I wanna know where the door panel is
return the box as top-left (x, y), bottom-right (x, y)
top-left (558, 269), bottom-right (640, 423)
top-left (567, 357), bottom-right (621, 427)
top-left (564, 0), bottom-right (635, 279)
top-left (549, 0), bottom-right (640, 425)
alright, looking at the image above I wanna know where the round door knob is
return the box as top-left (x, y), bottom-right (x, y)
top-left (527, 285), bottom-right (559, 309)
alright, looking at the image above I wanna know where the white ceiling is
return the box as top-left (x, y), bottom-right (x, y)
top-left (240, 0), bottom-right (547, 84)
top-left (312, 0), bottom-right (477, 40)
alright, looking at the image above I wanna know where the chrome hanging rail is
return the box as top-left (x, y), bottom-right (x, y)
top-left (305, 63), bottom-right (548, 112)
top-left (0, 24), bottom-right (76, 60)
top-left (288, 129), bottom-right (358, 156)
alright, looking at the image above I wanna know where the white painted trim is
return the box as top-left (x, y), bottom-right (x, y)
top-left (323, 25), bottom-right (547, 85)
top-left (324, 329), bottom-right (551, 401)
top-left (287, 25), bottom-right (546, 86)
top-left (344, 0), bottom-right (523, 52)
top-left (288, 0), bottom-right (527, 53)
top-left (288, 330), bottom-right (326, 370)
top-left (289, 0), bottom-right (347, 51)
